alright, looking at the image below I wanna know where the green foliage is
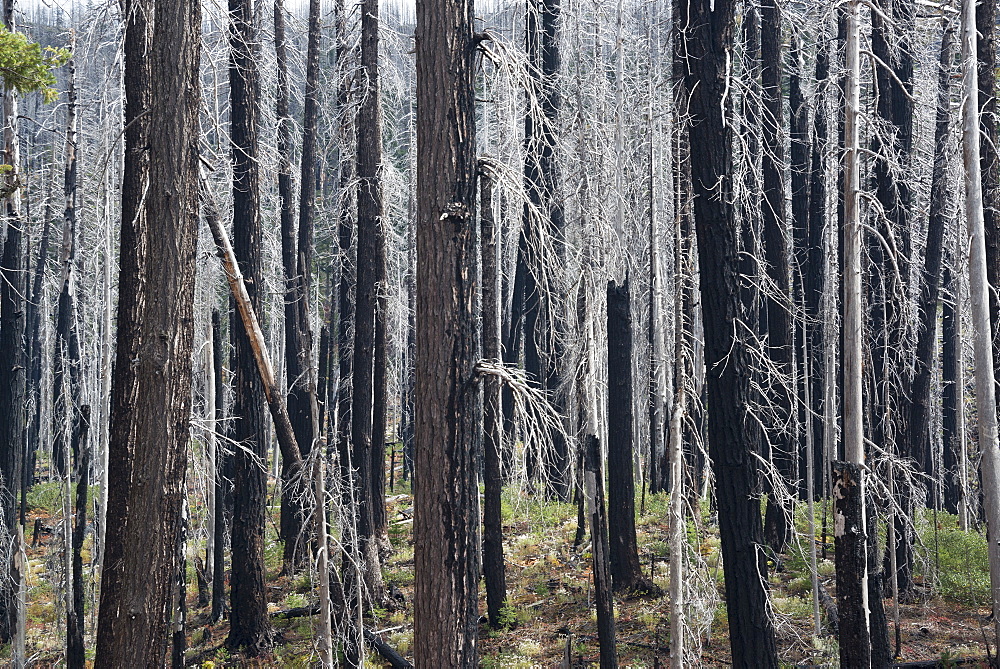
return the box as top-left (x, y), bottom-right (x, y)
top-left (283, 592), bottom-right (308, 610)
top-left (927, 526), bottom-right (990, 606)
top-left (0, 26), bottom-right (68, 103)
top-left (481, 652), bottom-right (537, 669)
top-left (492, 603), bottom-right (528, 631)
top-left (26, 481), bottom-right (98, 515)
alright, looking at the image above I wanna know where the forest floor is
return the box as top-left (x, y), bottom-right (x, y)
top-left (10, 475), bottom-right (997, 668)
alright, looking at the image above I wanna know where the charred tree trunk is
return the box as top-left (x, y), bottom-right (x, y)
top-left (480, 167), bottom-right (507, 629)
top-left (274, 0), bottom-right (309, 571)
top-left (807, 36), bottom-right (830, 497)
top-left (585, 435), bottom-right (617, 668)
top-left (95, 0), bottom-right (201, 663)
top-left (67, 406), bottom-right (89, 669)
top-left (413, 0), bottom-right (481, 662)
top-left (53, 55), bottom-right (80, 481)
top-left (833, 462), bottom-right (871, 667)
top-left (538, 0), bottom-right (568, 501)
top-left (295, 0), bottom-right (322, 462)
top-left (789, 36), bottom-right (810, 499)
top-left (760, 0), bottom-right (795, 554)
top-left (871, 0), bottom-right (917, 604)
top-left (226, 0), bottom-right (273, 653)
top-left (519, 0), bottom-right (568, 496)
top-left (607, 281), bottom-right (656, 596)
top-left (24, 180), bottom-right (52, 513)
top-left (905, 18), bottom-right (953, 542)
top-left (211, 309), bottom-right (227, 623)
top-left (95, 2), bottom-right (152, 659)
top-left (683, 0), bottom-right (779, 663)
top-left (943, 251), bottom-right (963, 516)
top-left (0, 0), bottom-right (24, 642)
top-left (979, 0), bottom-right (1000, 398)
top-left (353, 0), bottom-right (387, 602)
top-left (333, 0), bottom-right (359, 656)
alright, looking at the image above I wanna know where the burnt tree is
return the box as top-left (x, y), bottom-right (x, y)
top-left (226, 0), bottom-right (273, 653)
top-left (413, 0), bottom-right (482, 662)
top-left (95, 0), bottom-right (201, 662)
top-left (683, 0), bottom-right (779, 663)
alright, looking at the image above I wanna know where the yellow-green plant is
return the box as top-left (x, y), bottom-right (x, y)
top-left (0, 25), bottom-right (68, 103)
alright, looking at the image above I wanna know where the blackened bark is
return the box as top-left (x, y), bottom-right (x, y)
top-left (520, 0), bottom-right (542, 487)
top-left (172, 509), bottom-right (187, 669)
top-left (979, 0), bottom-right (1000, 396)
top-left (807, 37), bottom-right (830, 495)
top-left (333, 0), bottom-right (359, 655)
top-left (833, 462), bottom-right (871, 667)
top-left (414, 0), bottom-right (481, 662)
top-left (871, 0), bottom-right (917, 601)
top-left (520, 0), bottom-right (567, 496)
top-left (297, 0), bottom-right (321, 333)
top-left (739, 2), bottom-right (760, 337)
top-left (942, 257), bottom-right (961, 514)
top-left (274, 0), bottom-right (308, 570)
top-left (789, 37), bottom-right (810, 498)
top-left (0, 4), bottom-right (24, 633)
top-left (585, 435), bottom-right (617, 668)
top-left (367, 0), bottom-right (391, 536)
top-left (760, 0), bottom-right (794, 553)
top-left (684, 0), bottom-right (779, 663)
top-left (607, 281), bottom-right (655, 595)
top-left (481, 168), bottom-right (507, 628)
top-left (67, 405), bottom-right (89, 669)
top-left (372, 276), bottom-right (389, 543)
top-left (24, 181), bottom-right (52, 514)
top-left (95, 0), bottom-right (200, 663)
top-left (868, 500), bottom-right (891, 668)
top-left (539, 0), bottom-right (568, 501)
top-left (95, 2), bottom-right (150, 659)
top-left (502, 241), bottom-right (525, 478)
top-left (211, 309), bottom-right (227, 624)
top-left (904, 20), bottom-right (952, 539)
top-left (353, 0), bottom-right (386, 600)
top-left (53, 56), bottom-right (80, 480)
top-left (226, 0), bottom-right (273, 653)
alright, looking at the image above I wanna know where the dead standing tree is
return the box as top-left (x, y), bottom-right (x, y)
top-left (0, 0), bottom-right (24, 649)
top-left (683, 0), bottom-right (779, 663)
top-left (226, 0), bottom-right (273, 653)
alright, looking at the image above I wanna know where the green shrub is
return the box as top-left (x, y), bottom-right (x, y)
top-left (26, 481), bottom-right (99, 516)
top-left (931, 527), bottom-right (990, 606)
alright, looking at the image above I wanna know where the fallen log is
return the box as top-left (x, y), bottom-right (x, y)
top-left (364, 628), bottom-right (413, 669)
top-left (268, 606), bottom-right (412, 667)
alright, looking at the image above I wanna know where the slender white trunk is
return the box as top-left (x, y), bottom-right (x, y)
top-left (803, 318), bottom-right (820, 637)
top-left (668, 386), bottom-right (685, 669)
top-left (205, 318), bottom-right (216, 588)
top-left (314, 452), bottom-right (332, 666)
top-left (839, 0), bottom-right (871, 640)
top-left (960, 0), bottom-right (1000, 645)
top-left (843, 3), bottom-right (863, 469)
top-left (956, 220), bottom-right (969, 532)
top-left (97, 153), bottom-right (112, 572)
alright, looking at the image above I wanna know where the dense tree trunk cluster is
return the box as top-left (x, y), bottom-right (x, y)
top-left (2, 0), bottom-right (1000, 665)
